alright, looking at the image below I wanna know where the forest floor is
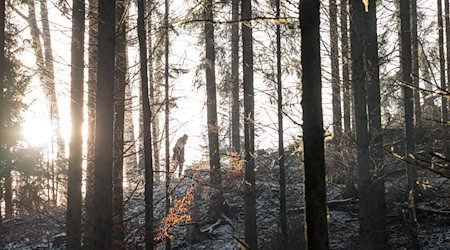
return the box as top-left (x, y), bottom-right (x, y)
top-left (1, 149), bottom-right (450, 249)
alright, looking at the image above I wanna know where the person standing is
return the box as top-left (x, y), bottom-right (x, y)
top-left (172, 134), bottom-right (188, 177)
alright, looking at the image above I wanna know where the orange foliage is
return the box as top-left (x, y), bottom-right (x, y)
top-left (229, 152), bottom-right (244, 176)
top-left (224, 152), bottom-right (244, 191)
top-left (154, 184), bottom-right (195, 244)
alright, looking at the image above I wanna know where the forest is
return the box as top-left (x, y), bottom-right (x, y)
top-left (0, 0), bottom-right (450, 249)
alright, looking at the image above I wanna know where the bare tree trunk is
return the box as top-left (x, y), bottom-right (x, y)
top-left (164, 0), bottom-right (171, 248)
top-left (0, 0), bottom-right (4, 223)
top-left (400, 0), bottom-right (419, 248)
top-left (330, 0), bottom-right (341, 139)
top-left (147, 0), bottom-right (159, 184)
top-left (205, 0), bottom-right (225, 219)
top-left (112, 0), bottom-right (127, 246)
top-left (365, 0), bottom-right (388, 247)
top-left (84, 0), bottom-right (97, 248)
top-left (124, 83), bottom-right (137, 173)
top-left (340, 0), bottom-right (356, 198)
top-left (93, 0), bottom-right (115, 247)
top-left (153, 29), bottom-right (165, 185)
top-left (437, 2), bottom-right (446, 127)
top-left (301, 1), bottom-right (329, 249)
top-left (39, 0), bottom-right (66, 163)
top-left (350, 1), bottom-right (376, 248)
top-left (137, 0), bottom-right (154, 248)
top-left (411, 0), bottom-right (421, 128)
top-left (231, 0), bottom-right (240, 154)
top-left (420, 49), bottom-right (433, 104)
top-left (444, 0), bottom-right (450, 158)
top-left (241, 0), bottom-right (257, 248)
top-left (5, 168), bottom-right (12, 218)
top-left (21, 0), bottom-right (63, 207)
top-left (139, 90), bottom-right (145, 170)
top-left (0, 180), bottom-right (2, 222)
top-left (66, 0), bottom-right (85, 248)
top-left (341, 0), bottom-right (351, 133)
top-left (275, 0), bottom-right (287, 247)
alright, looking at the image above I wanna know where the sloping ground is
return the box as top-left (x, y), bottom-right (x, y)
top-left (1, 151), bottom-right (449, 249)
top-left (0, 209), bottom-right (66, 249)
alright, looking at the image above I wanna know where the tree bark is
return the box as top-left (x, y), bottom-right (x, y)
top-left (350, 0), bottom-right (376, 248)
top-left (241, 0), bottom-right (257, 248)
top-left (137, 0), bottom-right (154, 248)
top-left (340, 0), bottom-right (356, 198)
top-left (420, 48), bottom-right (433, 105)
top-left (139, 87), bottom-right (145, 170)
top-left (276, 0), bottom-right (287, 247)
top-left (411, 0), bottom-right (421, 128)
top-left (330, 0), bottom-right (341, 139)
top-left (93, 0), bottom-right (115, 247)
top-left (444, 0), bottom-right (450, 158)
top-left (300, 1), bottom-right (329, 249)
top-left (365, 0), bottom-right (388, 247)
top-left (0, 0), bottom-right (4, 223)
top-left (66, 0), bottom-right (85, 247)
top-left (39, 0), bottom-right (66, 163)
top-left (341, 0), bottom-right (351, 134)
top-left (400, 0), bottom-right (419, 248)
top-left (25, 0), bottom-right (65, 185)
top-left (5, 168), bottom-right (12, 218)
top-left (205, 0), bottom-right (224, 217)
top-left (164, 0), bottom-right (171, 248)
top-left (84, 0), bottom-right (97, 247)
top-left (124, 82), bottom-right (137, 171)
top-left (153, 28), bottom-right (165, 186)
top-left (147, 0), bottom-right (160, 184)
top-left (435, 4), bottom-right (446, 113)
top-left (231, 0), bottom-right (240, 154)
top-left (112, 0), bottom-right (127, 246)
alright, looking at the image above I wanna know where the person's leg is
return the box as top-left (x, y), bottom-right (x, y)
top-left (179, 163), bottom-right (183, 178)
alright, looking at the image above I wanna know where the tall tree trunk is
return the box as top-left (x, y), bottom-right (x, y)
top-left (4, 168), bottom-right (12, 218)
top-left (420, 48), bottom-right (433, 104)
top-left (153, 29), bottom-right (164, 185)
top-left (25, 0), bottom-right (65, 178)
top-left (39, 0), bottom-right (66, 163)
top-left (93, 0), bottom-right (115, 247)
top-left (139, 88), bottom-right (145, 170)
top-left (341, 0), bottom-right (351, 133)
top-left (340, 0), bottom-right (356, 198)
top-left (39, 0), bottom-right (55, 94)
top-left (205, 0), bottom-right (225, 218)
top-left (400, 0), bottom-right (419, 248)
top-left (137, 0), bottom-right (154, 248)
top-left (85, 0), bottom-right (97, 247)
top-left (164, 0), bottom-right (171, 248)
top-left (147, 0), bottom-right (160, 184)
top-left (241, 0), bottom-right (257, 248)
top-left (301, 1), bottom-right (329, 249)
top-left (112, 0), bottom-right (127, 246)
top-left (231, 0), bottom-right (240, 154)
top-left (330, 0), bottom-right (341, 139)
top-left (0, 0), bottom-right (4, 223)
top-left (276, 0), bottom-right (287, 247)
top-left (350, 1), bottom-right (376, 248)
top-left (437, 0), bottom-right (448, 129)
top-left (66, 0), bottom-right (85, 247)
top-left (365, 0), bottom-right (388, 247)
top-left (444, 0), bottom-right (450, 158)
top-left (411, 0), bottom-right (421, 128)
top-left (151, 94), bottom-right (161, 185)
top-left (124, 83), bottom-right (137, 174)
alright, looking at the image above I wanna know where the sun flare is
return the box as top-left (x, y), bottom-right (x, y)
top-left (22, 117), bottom-right (53, 147)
